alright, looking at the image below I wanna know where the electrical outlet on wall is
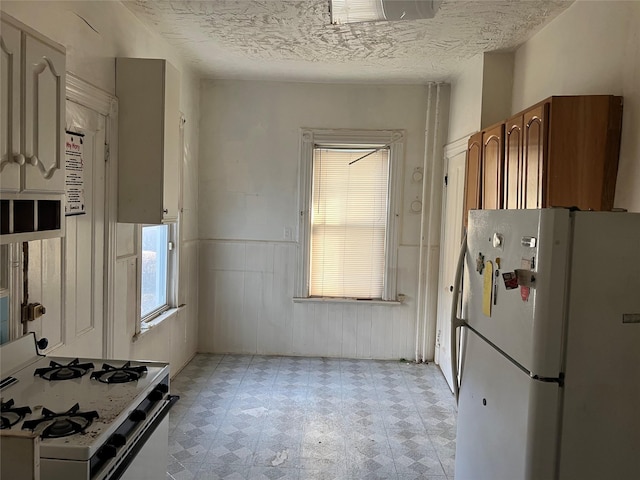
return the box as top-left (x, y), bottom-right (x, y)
top-left (284, 227), bottom-right (292, 240)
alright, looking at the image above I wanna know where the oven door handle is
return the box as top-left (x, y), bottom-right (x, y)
top-left (107, 395), bottom-right (179, 480)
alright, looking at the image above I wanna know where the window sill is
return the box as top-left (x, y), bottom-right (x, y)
top-left (293, 297), bottom-right (402, 306)
top-left (133, 305), bottom-right (183, 341)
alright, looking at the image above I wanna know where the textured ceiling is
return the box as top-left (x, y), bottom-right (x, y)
top-left (123, 0), bottom-right (573, 83)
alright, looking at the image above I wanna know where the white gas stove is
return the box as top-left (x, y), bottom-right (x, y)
top-left (0, 333), bottom-right (178, 479)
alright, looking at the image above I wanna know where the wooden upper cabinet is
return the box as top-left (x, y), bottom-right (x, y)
top-left (545, 96), bottom-right (622, 211)
top-left (504, 116), bottom-right (523, 209)
top-left (481, 124), bottom-right (504, 210)
top-left (463, 132), bottom-right (482, 227)
top-left (522, 103), bottom-right (548, 209)
top-left (464, 95), bottom-right (623, 220)
top-left (505, 103), bottom-right (549, 211)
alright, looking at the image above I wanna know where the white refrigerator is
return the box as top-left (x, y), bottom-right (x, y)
top-left (451, 209), bottom-right (640, 480)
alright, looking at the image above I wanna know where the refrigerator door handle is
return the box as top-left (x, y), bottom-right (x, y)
top-left (450, 231), bottom-right (468, 403)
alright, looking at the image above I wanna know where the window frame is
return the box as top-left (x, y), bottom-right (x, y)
top-left (137, 222), bottom-right (179, 329)
top-left (296, 129), bottom-right (404, 301)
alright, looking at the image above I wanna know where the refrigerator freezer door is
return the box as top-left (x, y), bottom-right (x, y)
top-left (465, 209), bottom-right (572, 377)
top-left (558, 212), bottom-right (640, 479)
top-left (456, 329), bottom-right (561, 480)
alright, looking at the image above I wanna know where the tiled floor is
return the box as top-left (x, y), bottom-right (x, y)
top-left (167, 354), bottom-right (457, 480)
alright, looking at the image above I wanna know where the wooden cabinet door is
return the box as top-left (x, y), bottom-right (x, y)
top-left (463, 132), bottom-right (482, 226)
top-left (522, 104), bottom-right (548, 209)
top-left (481, 124), bottom-right (504, 210)
top-left (545, 96), bottom-right (622, 211)
top-left (23, 34), bottom-right (65, 194)
top-left (504, 116), bottom-right (523, 209)
top-left (0, 20), bottom-right (22, 193)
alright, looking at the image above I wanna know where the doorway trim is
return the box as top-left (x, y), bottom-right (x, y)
top-left (66, 73), bottom-right (118, 358)
top-left (433, 133), bottom-right (471, 392)
top-left (434, 134), bottom-right (469, 366)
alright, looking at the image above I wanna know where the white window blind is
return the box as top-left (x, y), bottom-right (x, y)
top-left (310, 147), bottom-right (389, 299)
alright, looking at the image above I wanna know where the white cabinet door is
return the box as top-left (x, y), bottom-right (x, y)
top-left (23, 34), bottom-right (65, 194)
top-left (0, 20), bottom-right (22, 193)
top-left (117, 58), bottom-right (180, 224)
top-left (162, 64), bottom-right (180, 223)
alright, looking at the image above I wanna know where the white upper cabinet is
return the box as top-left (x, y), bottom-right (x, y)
top-left (0, 14), bottom-right (65, 244)
top-left (0, 16), bottom-right (65, 195)
top-left (116, 58), bottom-right (181, 224)
top-left (23, 35), bottom-right (66, 193)
top-left (1, 20), bottom-right (22, 193)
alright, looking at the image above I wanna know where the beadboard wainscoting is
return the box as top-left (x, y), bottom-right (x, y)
top-left (198, 240), bottom-right (419, 359)
top-left (113, 239), bottom-right (199, 373)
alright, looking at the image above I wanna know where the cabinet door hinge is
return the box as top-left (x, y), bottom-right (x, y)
top-left (444, 175), bottom-right (448, 186)
top-left (104, 144), bottom-right (110, 162)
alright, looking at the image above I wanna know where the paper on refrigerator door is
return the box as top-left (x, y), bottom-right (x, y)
top-left (483, 261), bottom-right (494, 316)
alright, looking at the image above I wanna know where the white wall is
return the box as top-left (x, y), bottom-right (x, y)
top-left (198, 80), bottom-right (433, 358)
top-left (1, 1), bottom-right (200, 374)
top-left (447, 54), bottom-right (484, 143)
top-left (481, 52), bottom-right (514, 129)
top-left (512, 0), bottom-right (640, 212)
top-left (447, 51), bottom-right (515, 145)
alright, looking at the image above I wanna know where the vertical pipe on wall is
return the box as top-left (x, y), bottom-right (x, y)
top-left (415, 84), bottom-right (434, 363)
top-left (422, 84), bottom-right (450, 361)
top-left (420, 85), bottom-right (438, 361)
top-left (415, 83), bottom-right (450, 363)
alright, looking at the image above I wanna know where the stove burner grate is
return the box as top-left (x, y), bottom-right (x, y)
top-left (91, 361), bottom-right (148, 384)
top-left (34, 359), bottom-right (95, 381)
top-left (1, 399), bottom-right (32, 429)
top-left (22, 403), bottom-right (98, 439)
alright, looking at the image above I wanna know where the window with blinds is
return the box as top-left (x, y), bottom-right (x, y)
top-left (310, 147), bottom-right (390, 299)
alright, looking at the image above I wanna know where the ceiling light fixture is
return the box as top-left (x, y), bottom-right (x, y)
top-left (330, 0), bottom-right (442, 25)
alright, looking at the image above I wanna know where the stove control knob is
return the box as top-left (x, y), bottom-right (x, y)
top-left (98, 445), bottom-right (117, 460)
top-left (148, 389), bottom-right (164, 402)
top-left (156, 383), bottom-right (169, 394)
top-left (36, 337), bottom-right (49, 350)
top-left (129, 409), bottom-right (147, 422)
top-left (109, 433), bottom-right (126, 448)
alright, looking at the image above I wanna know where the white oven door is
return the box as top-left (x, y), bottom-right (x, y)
top-left (119, 415), bottom-right (168, 480)
top-left (105, 395), bottom-right (177, 480)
